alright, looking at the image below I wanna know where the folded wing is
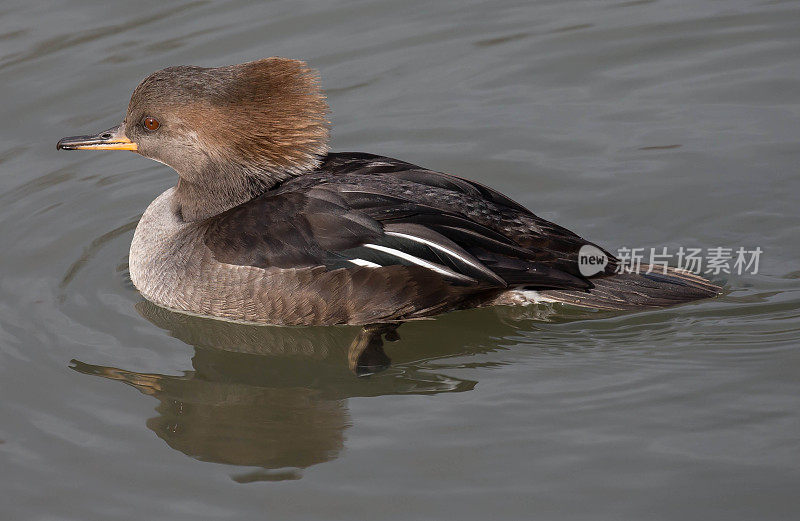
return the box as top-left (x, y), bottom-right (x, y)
top-left (201, 153), bottom-right (609, 293)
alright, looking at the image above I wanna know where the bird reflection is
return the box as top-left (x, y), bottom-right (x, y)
top-left (71, 356), bottom-right (349, 482)
top-left (70, 300), bottom-right (586, 481)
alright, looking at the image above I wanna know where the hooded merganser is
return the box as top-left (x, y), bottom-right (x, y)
top-left (58, 58), bottom-right (719, 370)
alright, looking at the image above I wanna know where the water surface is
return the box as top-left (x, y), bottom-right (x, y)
top-left (1, 1), bottom-right (799, 519)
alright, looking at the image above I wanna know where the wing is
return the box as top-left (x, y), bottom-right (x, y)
top-left (318, 153), bottom-right (618, 273)
top-left (200, 153), bottom-right (608, 292)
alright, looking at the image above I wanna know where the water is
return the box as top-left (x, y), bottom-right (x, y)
top-left (1, 0), bottom-right (799, 519)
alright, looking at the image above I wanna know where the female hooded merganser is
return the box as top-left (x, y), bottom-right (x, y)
top-left (58, 58), bottom-right (719, 370)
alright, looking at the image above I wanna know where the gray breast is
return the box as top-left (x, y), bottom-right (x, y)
top-left (129, 188), bottom-right (198, 310)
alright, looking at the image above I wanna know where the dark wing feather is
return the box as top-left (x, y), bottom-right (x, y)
top-left (201, 152), bottom-right (605, 292)
top-left (320, 153), bottom-right (617, 269)
top-left (202, 188), bottom-right (381, 269)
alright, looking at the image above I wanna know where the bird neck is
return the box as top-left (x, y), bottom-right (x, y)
top-left (171, 161), bottom-right (305, 221)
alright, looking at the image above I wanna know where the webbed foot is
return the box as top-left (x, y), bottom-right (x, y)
top-left (347, 323), bottom-right (401, 376)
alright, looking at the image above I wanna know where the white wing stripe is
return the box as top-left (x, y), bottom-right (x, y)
top-left (362, 243), bottom-right (470, 280)
top-left (384, 231), bottom-right (483, 270)
top-left (348, 258), bottom-right (381, 268)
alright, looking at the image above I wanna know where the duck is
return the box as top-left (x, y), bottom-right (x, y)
top-left (57, 57), bottom-right (720, 372)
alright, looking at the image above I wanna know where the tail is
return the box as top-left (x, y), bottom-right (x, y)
top-left (537, 266), bottom-right (721, 311)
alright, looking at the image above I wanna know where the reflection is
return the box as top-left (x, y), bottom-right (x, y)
top-left (71, 357), bottom-right (348, 482)
top-left (70, 301), bottom-right (594, 481)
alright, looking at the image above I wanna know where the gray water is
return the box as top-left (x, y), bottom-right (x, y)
top-left (1, 0), bottom-right (799, 519)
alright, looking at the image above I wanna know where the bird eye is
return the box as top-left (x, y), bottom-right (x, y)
top-left (143, 117), bottom-right (160, 131)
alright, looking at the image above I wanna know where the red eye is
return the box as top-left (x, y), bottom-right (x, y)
top-left (143, 117), bottom-right (160, 131)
